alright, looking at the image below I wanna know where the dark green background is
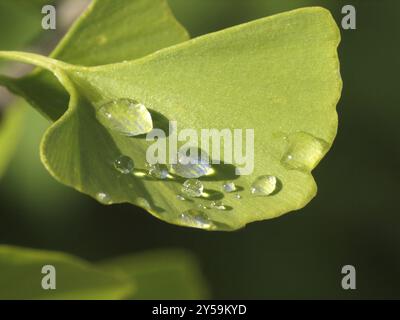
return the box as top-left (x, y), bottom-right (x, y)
top-left (0, 0), bottom-right (399, 299)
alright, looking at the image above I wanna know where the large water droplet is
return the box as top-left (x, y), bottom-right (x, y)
top-left (146, 163), bottom-right (168, 180)
top-left (169, 147), bottom-right (212, 178)
top-left (250, 175), bottom-right (277, 196)
top-left (210, 201), bottom-right (226, 210)
top-left (114, 155), bottom-right (134, 174)
top-left (96, 98), bottom-right (153, 136)
top-left (222, 181), bottom-right (236, 193)
top-left (179, 210), bottom-right (214, 230)
top-left (281, 132), bottom-right (328, 171)
top-left (96, 192), bottom-right (112, 204)
top-left (181, 179), bottom-right (204, 198)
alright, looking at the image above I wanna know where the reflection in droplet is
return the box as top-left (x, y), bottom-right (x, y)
top-left (210, 201), bottom-right (226, 210)
top-left (146, 163), bottom-right (168, 180)
top-left (250, 175), bottom-right (277, 196)
top-left (197, 203), bottom-right (208, 210)
top-left (96, 98), bottom-right (153, 136)
top-left (96, 192), bottom-right (112, 204)
top-left (169, 147), bottom-right (212, 178)
top-left (281, 131), bottom-right (328, 171)
top-left (179, 210), bottom-right (214, 230)
top-left (181, 179), bottom-right (204, 198)
top-left (222, 181), bottom-right (236, 193)
top-left (114, 155), bottom-right (134, 174)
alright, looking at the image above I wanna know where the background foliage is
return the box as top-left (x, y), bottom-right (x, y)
top-left (0, 0), bottom-right (399, 298)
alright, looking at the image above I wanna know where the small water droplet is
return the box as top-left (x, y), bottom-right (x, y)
top-left (197, 203), bottom-right (208, 210)
top-left (96, 192), bottom-right (112, 204)
top-left (146, 163), bottom-right (168, 180)
top-left (169, 147), bottom-right (212, 178)
top-left (210, 201), bottom-right (226, 210)
top-left (181, 179), bottom-right (204, 198)
top-left (179, 210), bottom-right (214, 230)
top-left (234, 193), bottom-right (242, 200)
top-left (281, 132), bottom-right (329, 171)
top-left (250, 175), bottom-right (277, 196)
top-left (222, 181), bottom-right (236, 193)
top-left (114, 155), bottom-right (134, 174)
top-left (176, 194), bottom-right (186, 201)
top-left (96, 98), bottom-right (153, 136)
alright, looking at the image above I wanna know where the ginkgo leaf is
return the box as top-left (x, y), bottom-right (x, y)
top-left (0, 245), bottom-right (133, 299)
top-left (2, 0), bottom-right (189, 121)
top-left (100, 250), bottom-right (209, 299)
top-left (0, 7), bottom-right (342, 231)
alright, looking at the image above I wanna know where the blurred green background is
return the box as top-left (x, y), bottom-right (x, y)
top-left (0, 0), bottom-right (399, 299)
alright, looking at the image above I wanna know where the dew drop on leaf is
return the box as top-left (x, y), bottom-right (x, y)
top-left (179, 210), bottom-right (214, 230)
top-left (281, 131), bottom-right (329, 171)
top-left (96, 192), bottom-right (112, 204)
top-left (250, 175), bottom-right (277, 196)
top-left (222, 181), bottom-right (236, 193)
top-left (96, 98), bottom-right (153, 136)
top-left (234, 193), bottom-right (242, 200)
top-left (210, 201), bottom-right (226, 210)
top-left (114, 155), bottom-right (134, 174)
top-left (181, 179), bottom-right (204, 198)
top-left (146, 163), bottom-right (168, 180)
top-left (197, 203), bottom-right (208, 210)
top-left (176, 194), bottom-right (186, 201)
top-left (169, 147), bottom-right (212, 178)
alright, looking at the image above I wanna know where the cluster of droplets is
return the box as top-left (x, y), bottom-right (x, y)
top-left (96, 103), bottom-right (326, 231)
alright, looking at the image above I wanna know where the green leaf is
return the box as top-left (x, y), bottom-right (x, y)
top-left (0, 7), bottom-right (342, 231)
top-left (100, 250), bottom-right (209, 299)
top-left (0, 100), bottom-right (25, 177)
top-left (0, 245), bottom-right (134, 299)
top-left (2, 0), bottom-right (189, 121)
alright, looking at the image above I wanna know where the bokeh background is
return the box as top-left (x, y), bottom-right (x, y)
top-left (0, 0), bottom-right (399, 299)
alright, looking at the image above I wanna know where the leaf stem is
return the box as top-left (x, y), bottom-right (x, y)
top-left (0, 51), bottom-right (71, 73)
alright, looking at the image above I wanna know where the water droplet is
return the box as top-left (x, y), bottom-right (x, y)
top-left (176, 194), bottom-right (186, 201)
top-left (96, 98), bottom-right (153, 136)
top-left (146, 163), bottom-right (168, 180)
top-left (114, 155), bottom-right (134, 174)
top-left (222, 181), bottom-right (236, 193)
top-left (169, 147), bottom-right (212, 178)
top-left (250, 175), bottom-right (277, 196)
top-left (197, 203), bottom-right (208, 210)
top-left (179, 210), bottom-right (214, 230)
top-left (181, 179), bottom-right (204, 198)
top-left (281, 132), bottom-right (329, 171)
top-left (96, 192), bottom-right (112, 204)
top-left (234, 193), bottom-right (242, 200)
top-left (210, 201), bottom-right (226, 210)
